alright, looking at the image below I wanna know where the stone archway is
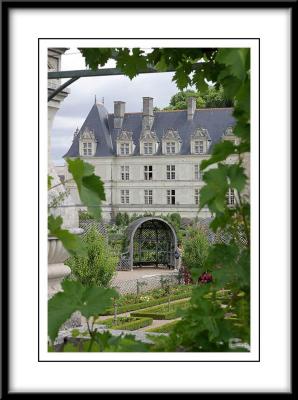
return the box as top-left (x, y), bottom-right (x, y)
top-left (119, 217), bottom-right (178, 270)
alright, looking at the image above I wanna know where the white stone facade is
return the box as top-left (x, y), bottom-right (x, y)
top-left (62, 153), bottom-right (212, 221)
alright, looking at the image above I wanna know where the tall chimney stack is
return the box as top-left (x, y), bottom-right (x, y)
top-left (187, 97), bottom-right (196, 120)
top-left (142, 97), bottom-right (154, 130)
top-left (114, 101), bottom-right (125, 129)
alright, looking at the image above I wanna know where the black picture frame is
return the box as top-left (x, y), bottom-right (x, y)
top-left (1, 0), bottom-right (294, 396)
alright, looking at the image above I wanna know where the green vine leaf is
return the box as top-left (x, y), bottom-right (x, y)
top-left (48, 280), bottom-right (118, 342)
top-left (116, 48), bottom-right (148, 79)
top-left (200, 141), bottom-right (236, 171)
top-left (79, 48), bottom-right (112, 70)
top-left (199, 164), bottom-right (229, 213)
top-left (67, 158), bottom-right (106, 220)
top-left (173, 62), bottom-right (192, 90)
top-left (216, 48), bottom-right (249, 82)
top-left (228, 164), bottom-right (247, 192)
top-left (48, 215), bottom-right (87, 256)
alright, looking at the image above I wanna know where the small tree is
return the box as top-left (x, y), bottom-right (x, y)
top-left (182, 228), bottom-right (210, 280)
top-left (66, 227), bottom-right (118, 288)
top-left (122, 212), bottom-right (130, 226)
top-left (115, 212), bottom-right (123, 226)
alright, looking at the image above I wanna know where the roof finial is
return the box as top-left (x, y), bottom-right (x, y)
top-left (102, 97), bottom-right (104, 104)
top-left (94, 94), bottom-right (97, 104)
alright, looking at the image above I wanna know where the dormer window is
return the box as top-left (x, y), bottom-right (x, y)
top-left (144, 142), bottom-right (153, 155)
top-left (116, 130), bottom-right (134, 156)
top-left (190, 127), bottom-right (211, 155)
top-left (120, 143), bottom-right (130, 155)
top-left (166, 142), bottom-right (176, 154)
top-left (79, 127), bottom-right (97, 157)
top-left (162, 129), bottom-right (182, 155)
top-left (83, 142), bottom-right (93, 156)
top-left (140, 128), bottom-right (158, 155)
top-left (194, 140), bottom-right (204, 154)
top-left (223, 126), bottom-right (239, 145)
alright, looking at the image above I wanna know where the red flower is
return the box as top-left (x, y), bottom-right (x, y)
top-left (199, 272), bottom-right (213, 283)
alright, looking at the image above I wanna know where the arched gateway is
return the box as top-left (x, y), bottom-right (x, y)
top-left (118, 217), bottom-right (178, 271)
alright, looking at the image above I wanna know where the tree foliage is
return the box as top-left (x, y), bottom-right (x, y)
top-left (163, 86), bottom-right (233, 111)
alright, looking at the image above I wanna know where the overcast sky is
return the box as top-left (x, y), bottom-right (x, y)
top-left (51, 48), bottom-right (180, 165)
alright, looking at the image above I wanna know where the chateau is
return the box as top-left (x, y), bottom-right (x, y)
top-left (60, 97), bottom-right (238, 222)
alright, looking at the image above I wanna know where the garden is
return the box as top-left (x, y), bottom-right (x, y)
top-left (48, 47), bottom-right (250, 353)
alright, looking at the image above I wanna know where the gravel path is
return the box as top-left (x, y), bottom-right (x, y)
top-left (111, 267), bottom-right (177, 283)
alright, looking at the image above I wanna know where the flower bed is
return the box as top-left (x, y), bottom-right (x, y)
top-left (103, 291), bottom-right (191, 315)
top-left (115, 285), bottom-right (193, 307)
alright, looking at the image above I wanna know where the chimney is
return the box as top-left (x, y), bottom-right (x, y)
top-left (114, 101), bottom-right (125, 129)
top-left (142, 97), bottom-right (154, 130)
top-left (187, 97), bottom-right (196, 120)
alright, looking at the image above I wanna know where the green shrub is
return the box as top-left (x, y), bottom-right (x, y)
top-left (169, 213), bottom-right (181, 229)
top-left (65, 226), bottom-right (118, 288)
top-left (100, 317), bottom-right (153, 331)
top-left (182, 228), bottom-right (210, 278)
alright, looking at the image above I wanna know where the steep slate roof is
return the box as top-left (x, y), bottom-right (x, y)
top-left (63, 103), bottom-right (235, 158)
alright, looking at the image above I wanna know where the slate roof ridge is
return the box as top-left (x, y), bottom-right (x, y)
top-left (107, 107), bottom-right (234, 116)
top-left (154, 107), bottom-right (234, 112)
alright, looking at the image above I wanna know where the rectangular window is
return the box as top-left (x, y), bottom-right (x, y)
top-left (144, 189), bottom-right (153, 205)
top-left (144, 142), bottom-right (153, 155)
top-left (167, 189), bottom-right (176, 205)
top-left (166, 165), bottom-right (176, 180)
top-left (194, 140), bottom-right (204, 154)
top-left (121, 166), bottom-right (130, 181)
top-left (226, 188), bottom-right (235, 206)
top-left (166, 141), bottom-right (176, 154)
top-left (144, 165), bottom-right (153, 180)
top-left (194, 189), bottom-right (199, 205)
top-left (121, 189), bottom-right (129, 204)
top-left (120, 143), bottom-right (130, 155)
top-left (194, 164), bottom-right (200, 180)
top-left (83, 142), bottom-right (92, 156)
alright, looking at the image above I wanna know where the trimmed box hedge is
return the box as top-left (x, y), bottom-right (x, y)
top-left (102, 291), bottom-right (191, 315)
top-left (146, 320), bottom-right (179, 333)
top-left (130, 300), bottom-right (189, 320)
top-left (99, 317), bottom-right (153, 331)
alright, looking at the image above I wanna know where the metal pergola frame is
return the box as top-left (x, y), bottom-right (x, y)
top-left (119, 217), bottom-right (178, 271)
top-left (47, 62), bottom-right (204, 102)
